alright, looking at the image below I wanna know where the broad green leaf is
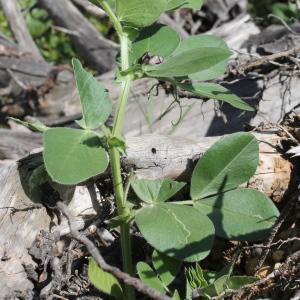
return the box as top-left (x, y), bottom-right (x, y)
top-left (131, 179), bottom-right (185, 204)
top-left (135, 203), bottom-right (215, 262)
top-left (43, 128), bottom-right (109, 185)
top-left (226, 276), bottom-right (258, 290)
top-left (172, 35), bottom-right (229, 81)
top-left (72, 58), bottom-right (112, 130)
top-left (88, 258), bottom-right (123, 299)
top-left (177, 82), bottom-right (254, 111)
top-left (124, 25), bottom-right (140, 40)
top-left (152, 250), bottom-right (181, 286)
top-left (195, 188), bottom-right (279, 241)
top-left (191, 132), bottom-right (259, 199)
top-left (167, 0), bottom-right (203, 10)
top-left (117, 0), bottom-right (166, 27)
top-left (144, 47), bottom-right (231, 78)
top-left (130, 24), bottom-right (180, 63)
top-left (136, 262), bottom-right (166, 293)
top-left (9, 117), bottom-right (48, 132)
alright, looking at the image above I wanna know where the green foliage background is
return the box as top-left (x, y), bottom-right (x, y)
top-left (249, 0), bottom-right (300, 25)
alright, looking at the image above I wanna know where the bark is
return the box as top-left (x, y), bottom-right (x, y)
top-left (37, 0), bottom-right (118, 73)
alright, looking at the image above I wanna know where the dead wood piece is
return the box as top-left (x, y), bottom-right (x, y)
top-left (0, 162), bottom-right (50, 296)
top-left (72, 0), bottom-right (105, 17)
top-left (208, 14), bottom-right (260, 50)
top-left (0, 0), bottom-right (44, 61)
top-left (204, 0), bottom-right (247, 22)
top-left (237, 47), bottom-right (300, 73)
top-left (38, 0), bottom-right (118, 73)
top-left (0, 129), bottom-right (42, 160)
top-left (247, 22), bottom-right (300, 54)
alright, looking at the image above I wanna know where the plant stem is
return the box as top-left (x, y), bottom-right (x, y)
top-left (110, 147), bottom-right (135, 300)
top-left (97, 3), bottom-right (135, 298)
top-left (110, 77), bottom-right (135, 300)
top-left (93, 0), bottom-right (123, 37)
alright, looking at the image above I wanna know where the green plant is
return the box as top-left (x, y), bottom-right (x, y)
top-left (185, 261), bottom-right (257, 299)
top-left (271, 1), bottom-right (300, 23)
top-left (249, 0), bottom-right (300, 25)
top-left (13, 1), bottom-right (280, 299)
top-left (131, 132), bottom-right (278, 298)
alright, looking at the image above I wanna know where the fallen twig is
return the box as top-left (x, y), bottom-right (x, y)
top-left (56, 201), bottom-right (172, 300)
top-left (237, 47), bottom-right (300, 74)
top-left (243, 237), bottom-right (300, 250)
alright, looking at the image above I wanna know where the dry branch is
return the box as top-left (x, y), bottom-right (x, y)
top-left (0, 0), bottom-right (44, 61)
top-left (72, 0), bottom-right (106, 17)
top-left (237, 47), bottom-right (300, 73)
top-left (37, 0), bottom-right (118, 73)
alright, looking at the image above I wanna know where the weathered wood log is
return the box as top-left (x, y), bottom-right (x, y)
top-left (0, 0), bottom-right (44, 61)
top-left (0, 132), bottom-right (292, 297)
top-left (38, 0), bottom-right (118, 73)
top-left (208, 14), bottom-right (260, 50)
top-left (0, 129), bottom-right (42, 160)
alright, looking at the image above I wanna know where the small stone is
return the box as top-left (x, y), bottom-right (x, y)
top-left (272, 250), bottom-right (285, 262)
top-left (245, 257), bottom-right (259, 275)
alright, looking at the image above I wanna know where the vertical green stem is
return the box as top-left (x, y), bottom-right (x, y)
top-left (110, 147), bottom-right (134, 300)
top-left (94, 2), bottom-right (135, 298)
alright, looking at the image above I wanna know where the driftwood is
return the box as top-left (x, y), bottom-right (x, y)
top-left (0, 0), bottom-right (44, 61)
top-left (37, 0), bottom-right (118, 73)
top-left (0, 132), bottom-right (292, 297)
